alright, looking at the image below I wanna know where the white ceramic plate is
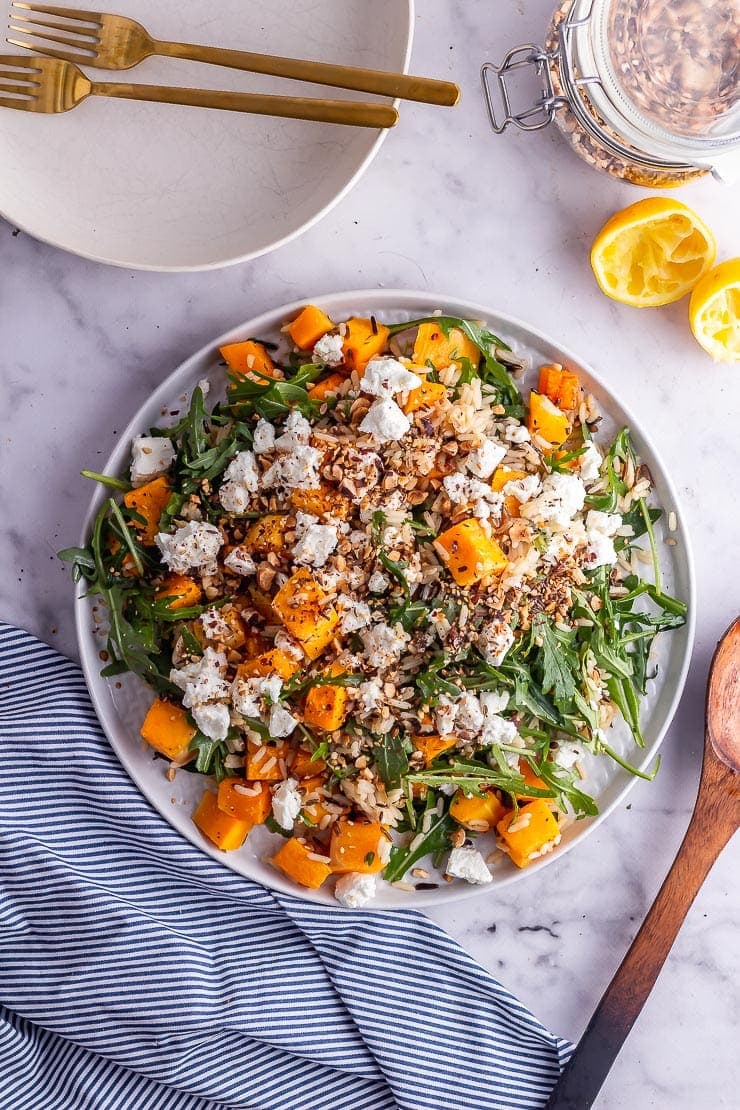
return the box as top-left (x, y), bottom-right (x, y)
top-left (75, 290), bottom-right (695, 908)
top-left (0, 1), bottom-right (412, 270)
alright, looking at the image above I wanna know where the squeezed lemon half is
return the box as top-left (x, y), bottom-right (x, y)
top-left (689, 258), bottom-right (740, 363)
top-left (590, 197), bottom-right (716, 308)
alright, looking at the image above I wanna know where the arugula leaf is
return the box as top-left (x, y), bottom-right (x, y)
top-left (415, 657), bottom-right (461, 704)
top-left (384, 803), bottom-right (454, 883)
top-left (373, 733), bottom-right (409, 790)
top-left (81, 469), bottom-right (132, 492)
top-left (533, 615), bottom-right (578, 712)
top-left (388, 597), bottom-right (430, 632)
top-left (227, 362), bottom-right (323, 419)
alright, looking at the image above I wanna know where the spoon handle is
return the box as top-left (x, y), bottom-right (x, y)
top-left (545, 749), bottom-right (737, 1109)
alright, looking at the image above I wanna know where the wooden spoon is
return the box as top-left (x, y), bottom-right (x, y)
top-left (545, 617), bottom-right (740, 1109)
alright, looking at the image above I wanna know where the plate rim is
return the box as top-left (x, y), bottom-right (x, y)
top-left (75, 288), bottom-right (697, 908)
top-left (0, 1), bottom-right (414, 273)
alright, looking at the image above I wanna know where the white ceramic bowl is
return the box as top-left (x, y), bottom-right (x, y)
top-left (0, 1), bottom-right (412, 270)
top-left (75, 290), bottom-right (696, 907)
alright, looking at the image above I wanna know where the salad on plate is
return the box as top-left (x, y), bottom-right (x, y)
top-left (64, 305), bottom-right (687, 908)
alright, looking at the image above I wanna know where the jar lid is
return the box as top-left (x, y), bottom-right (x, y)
top-left (603, 0), bottom-right (739, 144)
top-left (584, 0), bottom-right (740, 160)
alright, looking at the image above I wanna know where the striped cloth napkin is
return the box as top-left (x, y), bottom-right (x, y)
top-left (0, 623), bottom-right (572, 1110)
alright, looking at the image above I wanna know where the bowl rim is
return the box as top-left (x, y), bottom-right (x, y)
top-left (75, 288), bottom-right (697, 908)
top-left (0, 1), bottom-right (414, 273)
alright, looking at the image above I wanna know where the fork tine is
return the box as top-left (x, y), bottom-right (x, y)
top-left (0, 80), bottom-right (38, 94)
top-left (5, 34), bottom-right (90, 63)
top-left (0, 94), bottom-right (36, 108)
top-left (0, 52), bottom-right (42, 67)
top-left (9, 13), bottom-right (100, 39)
top-left (7, 23), bottom-right (97, 50)
top-left (11, 3), bottom-right (101, 22)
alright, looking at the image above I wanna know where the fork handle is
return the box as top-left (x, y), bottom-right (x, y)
top-left (90, 82), bottom-right (397, 128)
top-left (155, 39), bottom-right (460, 106)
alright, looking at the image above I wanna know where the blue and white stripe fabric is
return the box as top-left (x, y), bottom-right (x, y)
top-left (0, 624), bottom-right (572, 1110)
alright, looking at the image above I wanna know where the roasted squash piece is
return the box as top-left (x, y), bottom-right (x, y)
top-left (289, 484), bottom-right (351, 519)
top-left (123, 476), bottom-right (171, 545)
top-left (516, 759), bottom-right (550, 801)
top-left (140, 698), bottom-right (195, 762)
top-left (434, 518), bottom-right (508, 587)
top-left (303, 669), bottom-right (350, 732)
top-left (245, 740), bottom-right (289, 781)
top-left (288, 305), bottom-right (335, 350)
top-left (538, 363), bottom-right (581, 413)
top-left (217, 778), bottom-right (271, 824)
top-left (414, 734), bottom-right (457, 767)
top-left (155, 573), bottom-right (202, 611)
top-left (491, 466), bottom-right (528, 517)
top-left (272, 569), bottom-right (339, 660)
top-left (238, 649), bottom-right (301, 681)
top-left (243, 513), bottom-right (288, 555)
top-left (272, 837), bottom-right (332, 889)
top-left (450, 790), bottom-right (508, 832)
top-left (528, 391), bottom-right (571, 447)
top-left (329, 819), bottom-right (388, 874)
top-left (342, 317), bottom-right (391, 373)
top-left (497, 800), bottom-right (561, 868)
top-left (308, 373), bottom-right (346, 402)
top-left (193, 790), bottom-right (251, 852)
top-left (403, 376), bottom-right (448, 414)
top-left (221, 340), bottom-right (278, 380)
top-left (412, 323), bottom-right (480, 372)
top-left (290, 746), bottom-right (328, 779)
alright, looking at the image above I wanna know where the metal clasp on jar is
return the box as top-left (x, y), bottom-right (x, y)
top-left (481, 44), bottom-right (568, 134)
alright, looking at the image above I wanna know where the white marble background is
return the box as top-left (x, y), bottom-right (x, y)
top-left (0, 1), bottom-right (738, 1106)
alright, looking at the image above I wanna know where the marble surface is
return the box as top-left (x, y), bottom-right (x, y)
top-left (1, 0), bottom-right (738, 1105)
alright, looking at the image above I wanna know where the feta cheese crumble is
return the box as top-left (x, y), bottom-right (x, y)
top-left (219, 451), bottom-right (259, 514)
top-left (359, 398), bottom-right (411, 443)
top-left (275, 410), bottom-right (312, 450)
top-left (584, 510), bottom-right (622, 568)
top-left (191, 701), bottom-right (230, 742)
top-left (313, 332), bottom-right (344, 367)
top-left (477, 620), bottom-right (515, 666)
top-left (360, 622), bottom-right (410, 671)
top-left (579, 440), bottom-right (603, 482)
top-left (261, 445), bottom-right (321, 491)
top-left (271, 778), bottom-right (301, 830)
top-left (466, 438), bottom-right (506, 480)
top-left (252, 418), bottom-right (276, 455)
top-left (443, 473), bottom-right (503, 521)
top-left (292, 511), bottom-right (339, 569)
top-left (156, 521), bottom-right (222, 574)
top-left (171, 648), bottom-right (229, 710)
top-left (446, 847), bottom-right (492, 885)
top-left (130, 436), bottom-right (176, 487)
top-left (268, 704), bottom-right (298, 738)
top-left (360, 357), bottom-right (420, 398)
top-left (334, 872), bottom-right (378, 909)
top-left (522, 472), bottom-right (587, 529)
top-left (224, 546), bottom-right (257, 577)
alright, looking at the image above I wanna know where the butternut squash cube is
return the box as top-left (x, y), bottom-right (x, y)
top-left (491, 466), bottom-right (528, 518)
top-left (342, 317), bottom-right (391, 373)
top-left (308, 373), bottom-right (346, 402)
top-left (412, 323), bottom-right (480, 372)
top-left (155, 573), bottom-right (202, 611)
top-left (516, 759), bottom-right (549, 801)
top-left (123, 476), bottom-right (171, 545)
top-left (289, 485), bottom-right (351, 520)
top-left (303, 675), bottom-right (349, 732)
top-left (245, 740), bottom-right (289, 781)
top-left (403, 376), bottom-right (448, 414)
top-left (217, 778), bottom-right (271, 824)
top-left (243, 513), bottom-right (288, 555)
top-left (272, 569), bottom-right (339, 660)
top-left (329, 819), bottom-right (388, 874)
top-left (272, 837), bottom-right (332, 889)
top-left (140, 698), bottom-right (196, 762)
top-left (287, 305), bottom-right (335, 350)
top-left (497, 800), bottom-right (561, 868)
top-left (434, 518), bottom-right (508, 587)
top-left (290, 746), bottom-right (327, 779)
top-left (538, 364), bottom-right (581, 412)
top-left (221, 340), bottom-right (278, 380)
top-left (239, 649), bottom-right (301, 681)
top-left (193, 790), bottom-right (251, 852)
top-left (414, 734), bottom-right (457, 767)
top-left (450, 790), bottom-right (508, 832)
top-left (528, 392), bottom-right (571, 447)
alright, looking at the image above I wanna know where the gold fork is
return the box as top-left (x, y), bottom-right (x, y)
top-left (6, 2), bottom-right (460, 106)
top-left (0, 54), bottom-right (399, 126)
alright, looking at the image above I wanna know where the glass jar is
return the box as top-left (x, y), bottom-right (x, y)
top-left (482, 0), bottom-right (740, 187)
